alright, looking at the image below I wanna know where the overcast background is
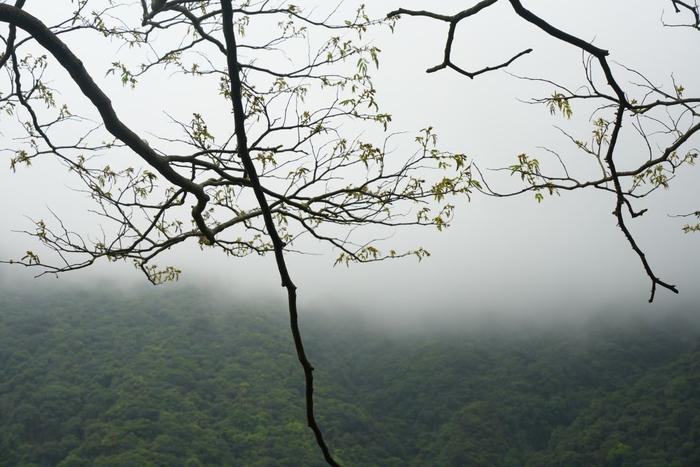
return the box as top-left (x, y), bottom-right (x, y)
top-left (1, 0), bottom-right (698, 322)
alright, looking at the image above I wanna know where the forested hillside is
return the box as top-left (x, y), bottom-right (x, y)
top-left (0, 288), bottom-right (698, 466)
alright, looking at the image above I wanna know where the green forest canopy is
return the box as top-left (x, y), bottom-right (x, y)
top-left (1, 287), bottom-right (699, 466)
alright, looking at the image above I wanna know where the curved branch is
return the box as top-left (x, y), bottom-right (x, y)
top-left (388, 0), bottom-right (499, 22)
top-left (507, 0), bottom-right (628, 105)
top-left (603, 106), bottom-right (678, 301)
top-left (388, 1), bottom-right (532, 80)
top-left (668, 0), bottom-right (700, 29)
top-left (0, 4), bottom-right (215, 242)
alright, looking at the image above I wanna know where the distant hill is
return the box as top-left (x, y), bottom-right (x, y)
top-left (0, 288), bottom-right (698, 466)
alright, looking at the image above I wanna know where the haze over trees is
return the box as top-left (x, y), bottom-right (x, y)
top-left (1, 1), bottom-right (699, 464)
top-left (0, 2), bottom-right (471, 462)
top-left (1, 288), bottom-right (699, 466)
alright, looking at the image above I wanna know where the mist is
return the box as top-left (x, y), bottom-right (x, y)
top-left (3, 3), bottom-right (700, 466)
top-left (1, 2), bottom-right (699, 329)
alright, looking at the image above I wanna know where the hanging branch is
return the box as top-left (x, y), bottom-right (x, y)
top-left (389, 0), bottom-right (699, 301)
top-left (219, 0), bottom-right (339, 464)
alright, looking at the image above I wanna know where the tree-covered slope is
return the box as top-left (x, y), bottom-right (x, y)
top-left (0, 288), bottom-right (698, 466)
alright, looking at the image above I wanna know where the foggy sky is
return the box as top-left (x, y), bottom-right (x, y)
top-left (1, 0), bottom-right (698, 321)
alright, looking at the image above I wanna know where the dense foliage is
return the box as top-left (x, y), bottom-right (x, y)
top-left (0, 288), bottom-right (698, 466)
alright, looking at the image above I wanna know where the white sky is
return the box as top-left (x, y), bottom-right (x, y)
top-left (1, 1), bottom-right (698, 320)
